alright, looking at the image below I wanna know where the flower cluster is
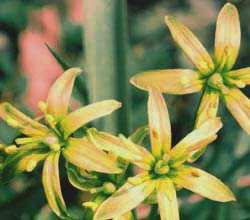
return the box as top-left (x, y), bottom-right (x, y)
top-left (0, 3), bottom-right (248, 220)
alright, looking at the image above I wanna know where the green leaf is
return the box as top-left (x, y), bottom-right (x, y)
top-left (129, 126), bottom-right (148, 145)
top-left (45, 43), bottom-right (70, 70)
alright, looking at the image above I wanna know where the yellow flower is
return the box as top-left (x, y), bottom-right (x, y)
top-left (0, 68), bottom-right (122, 218)
top-left (90, 90), bottom-right (235, 220)
top-left (130, 3), bottom-right (250, 161)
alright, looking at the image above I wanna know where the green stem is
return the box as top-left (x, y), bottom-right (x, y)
top-left (84, 0), bottom-right (130, 134)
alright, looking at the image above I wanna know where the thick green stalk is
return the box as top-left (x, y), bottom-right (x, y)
top-left (84, 0), bottom-right (130, 134)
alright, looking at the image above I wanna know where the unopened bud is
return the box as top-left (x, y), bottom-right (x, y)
top-left (4, 145), bottom-right (18, 154)
top-left (154, 160), bottom-right (170, 175)
top-left (26, 159), bottom-right (37, 172)
top-left (6, 117), bottom-right (20, 128)
top-left (82, 202), bottom-right (98, 211)
top-left (38, 101), bottom-right (47, 113)
top-left (103, 182), bottom-right (116, 194)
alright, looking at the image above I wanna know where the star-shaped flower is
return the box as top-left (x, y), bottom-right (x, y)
top-left (130, 3), bottom-right (249, 161)
top-left (0, 68), bottom-right (122, 218)
top-left (89, 89), bottom-right (235, 220)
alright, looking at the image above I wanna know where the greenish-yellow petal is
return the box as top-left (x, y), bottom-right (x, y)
top-left (47, 67), bottom-right (82, 118)
top-left (165, 16), bottom-right (214, 74)
top-left (170, 118), bottom-right (222, 164)
top-left (0, 102), bottom-right (49, 136)
top-left (88, 129), bottom-right (154, 170)
top-left (189, 90), bottom-right (220, 162)
top-left (148, 89), bottom-right (171, 157)
top-left (175, 166), bottom-right (236, 202)
top-left (215, 3), bottom-right (240, 71)
top-left (157, 180), bottom-right (180, 220)
top-left (227, 67), bottom-right (250, 86)
top-left (63, 137), bottom-right (122, 174)
top-left (224, 88), bottom-right (250, 134)
top-left (130, 69), bottom-right (203, 94)
top-left (42, 151), bottom-right (68, 219)
top-left (60, 100), bottom-right (121, 138)
top-left (94, 180), bottom-right (155, 220)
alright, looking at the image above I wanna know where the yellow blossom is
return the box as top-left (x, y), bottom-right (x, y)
top-left (0, 67), bottom-right (122, 218)
top-left (130, 3), bottom-right (250, 161)
top-left (91, 90), bottom-right (235, 220)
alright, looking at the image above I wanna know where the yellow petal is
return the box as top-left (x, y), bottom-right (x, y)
top-left (157, 180), bottom-right (180, 220)
top-left (189, 91), bottom-right (220, 162)
top-left (195, 91), bottom-right (220, 127)
top-left (88, 129), bottom-right (154, 170)
top-left (165, 16), bottom-right (214, 74)
top-left (42, 151), bottom-right (68, 219)
top-left (0, 103), bottom-right (49, 136)
top-left (170, 118), bottom-right (222, 164)
top-left (227, 67), bottom-right (250, 86)
top-left (176, 167), bottom-right (236, 202)
top-left (224, 88), bottom-right (250, 134)
top-left (63, 137), bottom-right (122, 174)
top-left (94, 181), bottom-right (155, 220)
top-left (215, 3), bottom-right (240, 71)
top-left (47, 67), bottom-right (82, 118)
top-left (60, 100), bottom-right (121, 138)
top-left (130, 69), bottom-right (203, 94)
top-left (148, 89), bottom-right (171, 158)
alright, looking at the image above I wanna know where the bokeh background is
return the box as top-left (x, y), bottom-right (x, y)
top-left (0, 0), bottom-right (249, 219)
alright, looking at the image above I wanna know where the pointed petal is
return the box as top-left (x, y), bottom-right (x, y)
top-left (42, 151), bottom-right (68, 219)
top-left (47, 67), bottom-right (82, 118)
top-left (170, 118), bottom-right (222, 164)
top-left (94, 181), bottom-right (155, 220)
top-left (63, 137), bottom-right (122, 174)
top-left (189, 91), bottom-right (220, 162)
top-left (215, 3), bottom-right (241, 71)
top-left (176, 167), bottom-right (236, 202)
top-left (148, 90), bottom-right (171, 157)
top-left (165, 16), bottom-right (214, 74)
top-left (88, 129), bottom-right (154, 170)
top-left (227, 67), bottom-right (250, 86)
top-left (195, 91), bottom-right (220, 127)
top-left (130, 69), bottom-right (203, 94)
top-left (224, 88), bottom-right (250, 134)
top-left (157, 180), bottom-right (180, 220)
top-left (0, 103), bottom-right (49, 136)
top-left (60, 100), bottom-right (121, 137)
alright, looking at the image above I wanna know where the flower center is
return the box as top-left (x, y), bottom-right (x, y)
top-left (153, 158), bottom-right (171, 176)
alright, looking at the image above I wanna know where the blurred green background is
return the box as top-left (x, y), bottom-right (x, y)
top-left (0, 0), bottom-right (249, 219)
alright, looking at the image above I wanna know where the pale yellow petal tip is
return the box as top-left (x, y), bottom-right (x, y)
top-left (221, 3), bottom-right (238, 17)
top-left (110, 100), bottom-right (122, 110)
top-left (164, 15), bottom-right (174, 23)
top-left (67, 67), bottom-right (82, 75)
